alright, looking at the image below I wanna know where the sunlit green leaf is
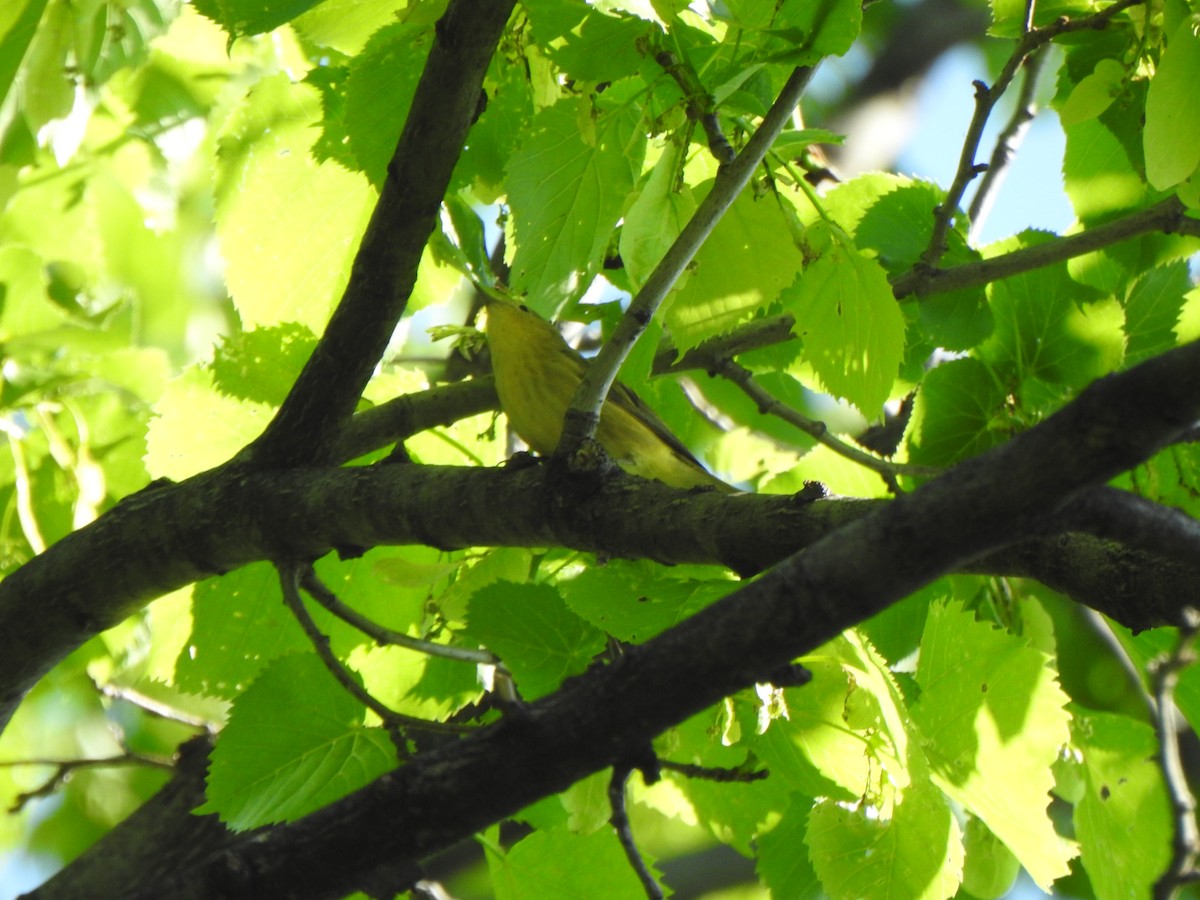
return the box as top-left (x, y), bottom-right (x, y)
top-left (506, 92), bottom-right (645, 315)
top-left (914, 601), bottom-right (1075, 890)
top-left (784, 235), bottom-right (905, 415)
top-left (465, 581), bottom-right (606, 700)
top-left (214, 74), bottom-right (375, 333)
top-left (1145, 17), bottom-right (1200, 190)
top-left (198, 653), bottom-right (398, 830)
top-left (1072, 711), bottom-right (1171, 900)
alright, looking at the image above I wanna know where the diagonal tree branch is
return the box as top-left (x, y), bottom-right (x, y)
top-left (558, 65), bottom-right (816, 455)
top-left (242, 0), bottom-right (516, 467)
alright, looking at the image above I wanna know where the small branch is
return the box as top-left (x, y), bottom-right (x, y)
top-left (1151, 609), bottom-right (1200, 900)
top-left (968, 45), bottom-right (1048, 238)
top-left (913, 0), bottom-right (1146, 272)
top-left (558, 65), bottom-right (817, 456)
top-left (659, 760), bottom-right (769, 783)
top-left (715, 359), bottom-right (941, 479)
top-left (2, 751), bottom-right (176, 812)
top-left (299, 566), bottom-right (497, 665)
top-left (243, 0), bottom-right (516, 467)
top-left (333, 379), bottom-right (498, 464)
top-left (609, 764), bottom-right (664, 900)
top-left (654, 51), bottom-right (736, 164)
top-left (277, 563), bottom-right (469, 740)
top-left (895, 196), bottom-right (1193, 298)
top-left (651, 315), bottom-right (798, 376)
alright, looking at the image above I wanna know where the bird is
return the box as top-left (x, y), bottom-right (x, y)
top-left (482, 296), bottom-right (732, 492)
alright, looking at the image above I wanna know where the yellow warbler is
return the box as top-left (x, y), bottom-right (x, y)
top-left (483, 297), bottom-right (732, 492)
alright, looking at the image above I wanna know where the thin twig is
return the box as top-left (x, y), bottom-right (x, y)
top-left (715, 359), bottom-right (941, 479)
top-left (659, 759), bottom-right (769, 783)
top-left (609, 764), bottom-right (664, 900)
top-left (299, 566), bottom-right (497, 665)
top-left (1152, 609), bottom-right (1200, 899)
top-left (98, 682), bottom-right (220, 733)
top-left (2, 751), bottom-right (176, 812)
top-left (559, 65), bottom-right (817, 456)
top-left (968, 45), bottom-right (1048, 237)
top-left (277, 563), bottom-right (469, 740)
top-left (913, 0), bottom-right (1146, 273)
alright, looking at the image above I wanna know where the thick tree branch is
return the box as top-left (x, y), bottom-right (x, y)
top-left (7, 414), bottom-right (1200, 736)
top-left (80, 338), bottom-right (1200, 900)
top-left (243, 0), bottom-right (515, 466)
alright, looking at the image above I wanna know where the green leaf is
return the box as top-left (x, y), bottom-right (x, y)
top-left (1124, 262), bottom-right (1191, 364)
top-left (291, 0), bottom-right (411, 55)
top-left (144, 366), bottom-right (273, 480)
top-left (192, 0), bottom-right (325, 39)
top-left (560, 564), bottom-right (735, 642)
top-left (465, 581), bottom-right (606, 700)
top-left (1145, 18), bottom-right (1200, 190)
top-left (544, 6), bottom-right (653, 82)
top-left (17, 0), bottom-right (73, 128)
top-left (211, 324), bottom-right (317, 405)
top-left (913, 601), bottom-right (1075, 890)
top-left (214, 74), bottom-right (375, 333)
top-left (199, 653), bottom-right (398, 830)
top-left (906, 358), bottom-right (1009, 468)
top-left (0, 245), bottom-right (64, 337)
top-left (1063, 117), bottom-right (1148, 222)
top-left (960, 816), bottom-right (1021, 900)
top-left (619, 138), bottom-right (696, 289)
top-left (1107, 623), bottom-right (1200, 741)
top-left (488, 829), bottom-right (656, 899)
top-left (175, 562), bottom-right (311, 698)
top-left (755, 0), bottom-right (863, 62)
top-left (808, 779), bottom-right (963, 900)
top-left (988, 0), bottom-right (1095, 38)
top-left (343, 23), bottom-right (432, 187)
top-left (451, 61), bottom-right (533, 199)
top-left (506, 93), bottom-right (645, 314)
top-left (1057, 58), bottom-right (1125, 127)
top-left (665, 185), bottom-right (805, 351)
top-left (783, 236), bottom-right (905, 415)
top-left (756, 798), bottom-right (823, 899)
top-left (1072, 711), bottom-right (1171, 900)
top-left (978, 234), bottom-right (1124, 391)
top-left (754, 632), bottom-right (914, 800)
top-left (0, 0), bottom-right (50, 115)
